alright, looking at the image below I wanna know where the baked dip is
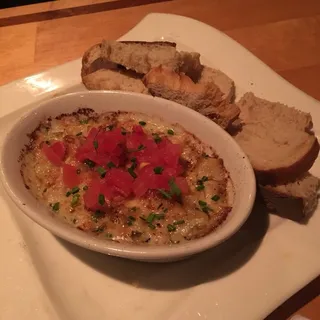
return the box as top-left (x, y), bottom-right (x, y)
top-left (21, 109), bottom-right (232, 245)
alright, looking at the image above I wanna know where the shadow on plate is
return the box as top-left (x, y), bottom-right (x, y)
top-left (58, 196), bottom-right (270, 291)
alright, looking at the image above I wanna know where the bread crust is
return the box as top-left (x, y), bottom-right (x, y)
top-left (255, 133), bottom-right (319, 185)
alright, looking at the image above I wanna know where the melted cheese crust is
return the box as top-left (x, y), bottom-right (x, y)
top-left (21, 110), bottom-right (232, 245)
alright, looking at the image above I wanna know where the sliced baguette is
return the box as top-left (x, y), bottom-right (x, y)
top-left (82, 69), bottom-right (148, 94)
top-left (259, 173), bottom-right (320, 221)
top-left (101, 40), bottom-right (180, 74)
top-left (233, 92), bottom-right (319, 184)
top-left (198, 66), bottom-right (235, 103)
top-left (143, 66), bottom-right (239, 130)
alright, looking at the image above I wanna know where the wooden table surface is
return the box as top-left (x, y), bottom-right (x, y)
top-left (0, 0), bottom-right (319, 319)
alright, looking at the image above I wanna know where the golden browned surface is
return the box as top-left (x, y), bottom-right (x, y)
top-left (0, 0), bottom-right (319, 318)
top-left (21, 110), bottom-right (231, 244)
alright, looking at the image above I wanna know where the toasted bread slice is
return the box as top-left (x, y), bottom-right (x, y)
top-left (82, 69), bottom-right (148, 94)
top-left (259, 173), bottom-right (320, 221)
top-left (198, 66), bottom-right (235, 103)
top-left (233, 92), bottom-right (319, 184)
top-left (144, 66), bottom-right (239, 130)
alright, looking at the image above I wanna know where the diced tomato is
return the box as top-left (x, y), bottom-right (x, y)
top-left (42, 144), bottom-right (62, 166)
top-left (63, 164), bottom-right (81, 188)
top-left (51, 141), bottom-right (66, 160)
top-left (105, 168), bottom-right (134, 197)
top-left (83, 179), bottom-right (105, 211)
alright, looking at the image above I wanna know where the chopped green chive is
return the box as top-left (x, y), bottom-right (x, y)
top-left (80, 119), bottom-right (88, 124)
top-left (146, 213), bottom-right (156, 223)
top-left (211, 195), bottom-right (220, 201)
top-left (106, 125), bottom-right (114, 131)
top-left (153, 166), bottom-right (164, 174)
top-left (52, 202), bottom-right (60, 211)
top-left (93, 226), bottom-right (104, 233)
top-left (66, 191), bottom-right (71, 197)
top-left (84, 159), bottom-right (96, 168)
top-left (98, 194), bottom-right (105, 206)
top-left (127, 216), bottom-right (136, 226)
top-left (158, 189), bottom-right (172, 199)
top-left (121, 127), bottom-right (127, 135)
top-left (199, 200), bottom-right (207, 207)
top-left (167, 224), bottom-right (176, 232)
top-left (155, 213), bottom-right (165, 220)
top-left (196, 184), bottom-right (205, 191)
top-left (107, 161), bottom-right (115, 168)
top-left (71, 194), bottom-right (80, 207)
top-left (148, 223), bottom-right (156, 230)
top-left (83, 185), bottom-right (88, 191)
top-left (97, 166), bottom-right (107, 178)
top-left (167, 129), bottom-right (174, 135)
top-left (173, 220), bottom-right (185, 225)
top-left (169, 179), bottom-right (181, 197)
top-left (139, 121), bottom-right (146, 126)
top-left (76, 132), bottom-right (82, 136)
top-left (198, 200), bottom-right (212, 214)
top-left (93, 140), bottom-right (98, 149)
top-left (71, 186), bottom-right (80, 194)
top-left (153, 133), bottom-right (162, 144)
top-left (163, 208), bottom-right (168, 213)
top-left (128, 166), bottom-right (137, 179)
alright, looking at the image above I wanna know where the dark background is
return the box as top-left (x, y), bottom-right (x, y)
top-left (0, 0), bottom-right (53, 9)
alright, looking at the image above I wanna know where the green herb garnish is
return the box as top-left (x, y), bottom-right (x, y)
top-left (155, 213), bottom-right (165, 220)
top-left (127, 216), bottom-right (136, 226)
top-left (167, 224), bottom-right (176, 232)
top-left (128, 166), bottom-right (137, 179)
top-left (148, 223), bottom-right (156, 230)
top-left (84, 159), bottom-right (96, 168)
top-left (146, 213), bottom-right (156, 223)
top-left (106, 125), bottom-right (114, 131)
top-left (173, 220), bottom-right (185, 225)
top-left (153, 166), bottom-right (164, 174)
top-left (93, 226), bottom-right (104, 234)
top-left (97, 166), bottom-right (107, 178)
top-left (52, 202), bottom-right (60, 211)
top-left (98, 194), bottom-right (105, 206)
top-left (71, 194), bottom-right (80, 207)
top-left (169, 178), bottom-right (181, 197)
top-left (198, 200), bottom-right (212, 214)
top-left (167, 129), bottom-right (174, 135)
top-left (71, 186), bottom-right (80, 194)
top-left (157, 189), bottom-right (172, 199)
top-left (107, 161), bottom-right (115, 168)
top-left (211, 195), bottom-right (220, 201)
top-left (66, 191), bottom-right (71, 197)
top-left (153, 133), bottom-right (162, 144)
top-left (198, 200), bottom-right (207, 207)
top-left (196, 184), bottom-right (205, 191)
top-left (139, 121), bottom-right (146, 126)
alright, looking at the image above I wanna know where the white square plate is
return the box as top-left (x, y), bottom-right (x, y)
top-left (0, 13), bottom-right (319, 320)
